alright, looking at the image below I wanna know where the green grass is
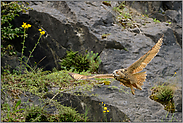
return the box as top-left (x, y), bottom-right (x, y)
top-left (1, 68), bottom-right (113, 122)
top-left (1, 69), bottom-right (94, 96)
top-left (149, 83), bottom-right (177, 113)
top-left (60, 50), bottom-right (101, 73)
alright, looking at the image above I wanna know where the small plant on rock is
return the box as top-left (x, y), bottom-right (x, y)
top-left (60, 50), bottom-right (101, 73)
top-left (99, 102), bottom-right (110, 122)
top-left (113, 1), bottom-right (136, 29)
top-left (60, 50), bottom-right (90, 73)
top-left (150, 84), bottom-right (176, 102)
top-left (150, 72), bottom-right (178, 113)
top-left (153, 18), bottom-right (161, 23)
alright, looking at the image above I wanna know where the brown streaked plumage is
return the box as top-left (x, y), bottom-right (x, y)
top-left (68, 35), bottom-right (164, 95)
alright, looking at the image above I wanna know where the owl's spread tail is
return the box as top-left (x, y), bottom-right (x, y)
top-left (132, 71), bottom-right (147, 90)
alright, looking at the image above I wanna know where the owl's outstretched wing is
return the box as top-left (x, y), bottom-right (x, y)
top-left (68, 73), bottom-right (114, 80)
top-left (127, 35), bottom-right (163, 74)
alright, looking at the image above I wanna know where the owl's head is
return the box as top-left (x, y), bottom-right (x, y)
top-left (113, 69), bottom-right (126, 79)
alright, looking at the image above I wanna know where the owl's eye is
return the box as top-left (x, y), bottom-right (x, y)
top-left (113, 70), bottom-right (120, 76)
top-left (121, 69), bottom-right (125, 72)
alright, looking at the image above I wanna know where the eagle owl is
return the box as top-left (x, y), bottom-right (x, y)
top-left (68, 35), bottom-right (163, 95)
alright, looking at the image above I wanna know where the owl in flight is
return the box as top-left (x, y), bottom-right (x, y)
top-left (68, 35), bottom-right (164, 95)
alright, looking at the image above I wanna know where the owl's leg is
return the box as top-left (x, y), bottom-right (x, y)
top-left (135, 84), bottom-right (142, 90)
top-left (129, 85), bottom-right (135, 95)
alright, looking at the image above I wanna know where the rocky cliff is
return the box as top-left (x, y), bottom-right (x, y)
top-left (1, 1), bottom-right (182, 122)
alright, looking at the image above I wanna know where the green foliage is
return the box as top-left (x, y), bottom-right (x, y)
top-left (86, 51), bottom-right (102, 73)
top-left (1, 65), bottom-right (11, 75)
top-left (1, 1), bottom-right (31, 40)
top-left (1, 69), bottom-right (93, 97)
top-left (166, 21), bottom-right (171, 24)
top-left (150, 83), bottom-right (177, 113)
top-left (1, 69), bottom-right (90, 122)
top-left (60, 50), bottom-right (90, 73)
top-left (61, 50), bottom-right (101, 73)
top-left (113, 2), bottom-right (136, 29)
top-left (1, 99), bottom-right (86, 122)
top-left (1, 100), bottom-right (25, 122)
top-left (25, 105), bottom-right (48, 122)
top-left (151, 85), bottom-right (175, 102)
top-left (153, 18), bottom-right (161, 23)
top-left (1, 44), bottom-right (17, 57)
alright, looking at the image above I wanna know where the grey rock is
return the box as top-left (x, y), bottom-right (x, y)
top-left (19, 89), bottom-right (131, 122)
top-left (173, 89), bottom-right (182, 112)
top-left (1, 53), bottom-right (31, 74)
top-left (163, 1), bottom-right (182, 12)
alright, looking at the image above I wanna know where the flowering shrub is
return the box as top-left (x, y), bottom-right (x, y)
top-left (1, 1), bottom-right (31, 40)
top-left (101, 102), bottom-right (109, 113)
top-left (19, 22), bottom-right (46, 73)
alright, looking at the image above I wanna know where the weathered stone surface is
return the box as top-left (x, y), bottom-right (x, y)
top-left (173, 89), bottom-right (182, 112)
top-left (1, 53), bottom-right (31, 73)
top-left (125, 1), bottom-right (182, 47)
top-left (19, 89), bottom-right (130, 122)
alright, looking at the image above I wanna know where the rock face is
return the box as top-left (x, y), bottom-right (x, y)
top-left (45, 90), bottom-right (131, 122)
top-left (2, 1), bottom-right (182, 122)
top-left (125, 1), bottom-right (182, 47)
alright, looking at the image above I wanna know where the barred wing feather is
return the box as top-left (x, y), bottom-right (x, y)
top-left (127, 35), bottom-right (163, 74)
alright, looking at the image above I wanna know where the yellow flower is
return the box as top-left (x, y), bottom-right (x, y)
top-left (103, 111), bottom-right (106, 113)
top-left (107, 110), bottom-right (109, 112)
top-left (102, 102), bottom-right (103, 104)
top-left (22, 22), bottom-right (27, 28)
top-left (175, 72), bottom-right (176, 74)
top-left (40, 31), bottom-right (45, 35)
top-left (27, 24), bottom-right (31, 28)
top-left (104, 104), bottom-right (106, 106)
top-left (39, 29), bottom-right (42, 31)
top-left (104, 107), bottom-right (107, 110)
top-left (22, 22), bottom-right (31, 29)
